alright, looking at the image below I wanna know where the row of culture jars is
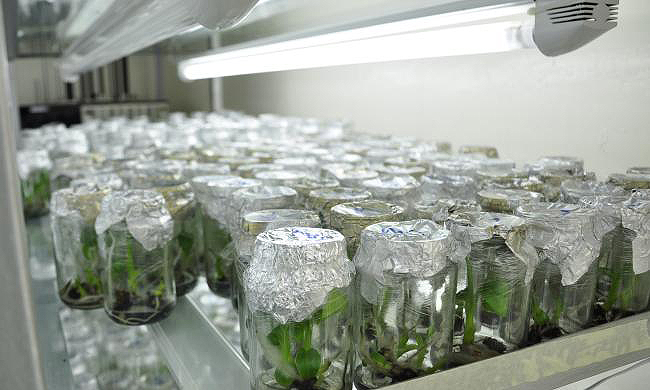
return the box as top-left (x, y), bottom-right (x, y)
top-left (51, 178), bottom-right (205, 325)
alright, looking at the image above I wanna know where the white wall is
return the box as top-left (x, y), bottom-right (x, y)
top-left (223, 1), bottom-right (650, 179)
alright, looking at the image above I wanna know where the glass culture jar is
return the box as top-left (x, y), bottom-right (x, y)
top-left (235, 209), bottom-right (320, 361)
top-left (627, 167), bottom-right (650, 175)
top-left (360, 175), bottom-right (421, 210)
top-left (449, 212), bottom-right (538, 358)
top-left (581, 194), bottom-right (650, 320)
top-left (516, 203), bottom-right (602, 340)
top-left (458, 145), bottom-right (499, 158)
top-left (95, 190), bottom-right (176, 325)
top-left (608, 173), bottom-right (650, 191)
top-left (330, 200), bottom-right (405, 258)
top-left (477, 189), bottom-right (543, 214)
top-left (156, 182), bottom-right (201, 296)
top-left (292, 177), bottom-right (340, 209)
top-left (560, 179), bottom-right (625, 204)
top-left (17, 149), bottom-right (53, 218)
top-left (237, 163), bottom-right (285, 179)
top-left (51, 185), bottom-right (108, 309)
top-left (246, 227), bottom-right (355, 390)
top-left (475, 168), bottom-right (545, 194)
top-left (307, 187), bottom-right (372, 228)
top-left (190, 176), bottom-right (261, 297)
top-left (374, 165), bottom-right (427, 180)
top-left (353, 220), bottom-right (464, 389)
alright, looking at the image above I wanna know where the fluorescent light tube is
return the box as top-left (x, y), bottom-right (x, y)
top-left (179, 3), bottom-right (534, 80)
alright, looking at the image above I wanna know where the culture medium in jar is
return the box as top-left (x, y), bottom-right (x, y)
top-left (330, 200), bottom-right (404, 258)
top-left (190, 176), bottom-right (261, 297)
top-left (246, 227), bottom-right (355, 390)
top-left (235, 209), bottom-right (320, 361)
top-left (360, 175), bottom-right (420, 210)
top-left (477, 189), bottom-right (542, 214)
top-left (307, 187), bottom-right (372, 228)
top-left (17, 149), bottom-right (52, 218)
top-left (51, 185), bottom-right (108, 309)
top-left (448, 212), bottom-right (538, 357)
top-left (516, 203), bottom-right (602, 340)
top-left (580, 194), bottom-right (650, 320)
top-left (95, 190), bottom-right (176, 325)
top-left (353, 220), bottom-right (465, 388)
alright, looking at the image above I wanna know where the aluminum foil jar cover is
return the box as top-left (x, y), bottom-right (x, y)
top-left (361, 175), bottom-right (420, 205)
top-left (17, 150), bottom-right (52, 180)
top-left (307, 187), bottom-right (372, 226)
top-left (238, 209), bottom-right (321, 261)
top-left (230, 186), bottom-right (297, 233)
top-left (354, 219), bottom-right (468, 303)
top-left (181, 162), bottom-right (231, 180)
top-left (448, 212), bottom-right (539, 283)
top-left (458, 145), bottom-right (499, 158)
top-left (628, 167), bottom-right (650, 175)
top-left (431, 159), bottom-right (482, 177)
top-left (334, 169), bottom-right (379, 187)
top-left (412, 197), bottom-right (480, 223)
top-left (516, 203), bottom-right (601, 286)
top-left (477, 168), bottom-right (544, 193)
top-left (254, 170), bottom-right (308, 187)
top-left (561, 179), bottom-right (625, 204)
top-left (155, 182), bottom-right (195, 220)
top-left (189, 175), bottom-right (256, 222)
top-left (51, 186), bottom-right (108, 225)
top-left (578, 195), bottom-right (629, 242)
top-left (292, 177), bottom-right (340, 199)
top-left (95, 190), bottom-right (174, 251)
top-left (375, 164), bottom-right (427, 179)
top-left (528, 156), bottom-right (585, 176)
top-left (419, 174), bottom-right (478, 201)
top-left (608, 173), bottom-right (650, 190)
top-left (477, 189), bottom-right (543, 214)
top-left (621, 197), bottom-right (650, 274)
top-left (245, 227), bottom-right (354, 323)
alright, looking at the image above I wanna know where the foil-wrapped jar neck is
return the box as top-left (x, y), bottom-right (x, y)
top-left (181, 162), bottom-right (231, 180)
top-left (413, 197), bottom-right (481, 223)
top-left (95, 190), bottom-right (174, 251)
top-left (155, 182), bottom-right (195, 219)
top-left (528, 156), bottom-right (585, 176)
top-left (231, 186), bottom-right (297, 231)
top-left (561, 179), bottom-right (625, 203)
top-left (516, 202), bottom-right (601, 285)
top-left (477, 189), bottom-right (542, 214)
top-left (621, 197), bottom-right (650, 274)
top-left (608, 173), bottom-right (650, 190)
top-left (254, 170), bottom-right (308, 185)
top-left (448, 211), bottom-right (539, 283)
top-left (245, 227), bottom-right (354, 323)
top-left (331, 200), bottom-right (404, 220)
top-left (334, 169), bottom-right (379, 186)
top-left (189, 175), bottom-right (260, 222)
top-left (361, 175), bottom-right (420, 197)
top-left (17, 149), bottom-right (52, 179)
top-left (51, 186), bottom-right (108, 224)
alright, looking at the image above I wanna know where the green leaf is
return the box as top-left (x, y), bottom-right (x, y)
top-left (274, 369), bottom-right (294, 388)
top-left (295, 348), bottom-right (321, 380)
top-left (481, 278), bottom-right (509, 318)
top-left (177, 232), bottom-right (194, 255)
top-left (531, 299), bottom-right (549, 326)
top-left (318, 289), bottom-right (347, 322)
top-left (369, 350), bottom-right (391, 371)
top-left (289, 320), bottom-right (312, 350)
top-left (267, 324), bottom-right (287, 346)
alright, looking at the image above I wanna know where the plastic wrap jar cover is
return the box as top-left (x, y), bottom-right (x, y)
top-left (156, 182), bottom-right (201, 297)
top-left (560, 179), bottom-right (625, 204)
top-left (477, 189), bottom-right (543, 214)
top-left (51, 186), bottom-right (108, 309)
top-left (330, 200), bottom-right (405, 258)
top-left (245, 227), bottom-right (355, 390)
top-left (95, 190), bottom-right (176, 325)
top-left (235, 209), bottom-right (320, 361)
top-left (581, 195), bottom-right (650, 315)
top-left (292, 177), bottom-right (340, 208)
top-left (353, 220), bottom-right (466, 388)
top-left (516, 203), bottom-right (603, 335)
top-left (458, 145), bottom-right (499, 159)
top-left (448, 212), bottom-right (539, 352)
top-left (307, 187), bottom-right (372, 228)
top-left (411, 197), bottom-right (481, 223)
top-left (360, 175), bottom-right (420, 210)
top-left (17, 149), bottom-right (52, 217)
top-left (190, 175), bottom-right (261, 297)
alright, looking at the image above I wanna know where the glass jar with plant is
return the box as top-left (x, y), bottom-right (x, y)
top-left (96, 190), bottom-right (176, 325)
top-left (51, 185), bottom-right (108, 309)
top-left (17, 149), bottom-right (52, 218)
top-left (307, 187), bottom-right (371, 228)
top-left (580, 194), bottom-right (650, 321)
top-left (516, 203), bottom-right (602, 341)
top-left (477, 189), bottom-right (542, 215)
top-left (235, 209), bottom-right (320, 361)
top-left (190, 175), bottom-right (261, 297)
top-left (448, 212), bottom-right (538, 362)
top-left (330, 200), bottom-right (404, 259)
top-left (353, 220), bottom-right (465, 388)
top-left (246, 227), bottom-right (355, 390)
